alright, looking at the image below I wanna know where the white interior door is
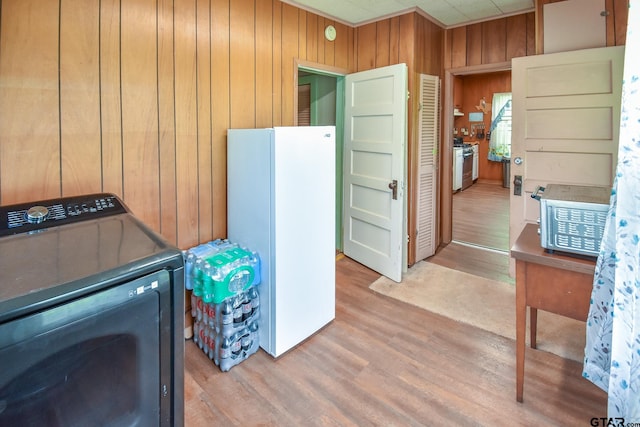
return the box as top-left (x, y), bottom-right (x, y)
top-left (343, 63), bottom-right (407, 282)
top-left (510, 45), bottom-right (624, 273)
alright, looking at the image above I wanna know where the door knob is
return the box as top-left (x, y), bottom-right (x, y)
top-left (388, 180), bottom-right (398, 200)
top-left (514, 175), bottom-right (523, 196)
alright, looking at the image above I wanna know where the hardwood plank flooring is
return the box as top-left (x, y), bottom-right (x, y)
top-left (453, 181), bottom-right (510, 252)
top-left (426, 240), bottom-right (514, 284)
top-left (184, 256), bottom-right (606, 426)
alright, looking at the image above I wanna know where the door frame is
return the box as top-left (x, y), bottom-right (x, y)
top-left (442, 61), bottom-right (511, 244)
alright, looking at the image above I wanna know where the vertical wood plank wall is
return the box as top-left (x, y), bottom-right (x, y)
top-left (0, 0), bottom-right (358, 250)
top-left (0, 0), bottom-right (628, 257)
top-left (444, 0), bottom-right (628, 70)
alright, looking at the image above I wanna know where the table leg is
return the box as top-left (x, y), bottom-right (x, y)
top-left (516, 259), bottom-right (526, 402)
top-left (530, 307), bottom-right (538, 349)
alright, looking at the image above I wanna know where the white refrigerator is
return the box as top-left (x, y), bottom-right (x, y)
top-left (227, 126), bottom-right (336, 357)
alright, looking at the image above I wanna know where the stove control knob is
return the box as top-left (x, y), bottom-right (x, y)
top-left (26, 205), bottom-right (49, 224)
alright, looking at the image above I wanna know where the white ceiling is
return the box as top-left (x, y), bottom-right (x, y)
top-left (284, 0), bottom-right (535, 28)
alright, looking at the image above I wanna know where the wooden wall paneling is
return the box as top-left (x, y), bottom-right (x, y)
top-left (408, 15), bottom-right (421, 266)
top-left (505, 14), bottom-right (528, 61)
top-left (613, 0), bottom-right (628, 45)
top-left (272, 0), bottom-right (283, 126)
top-left (453, 77), bottom-right (464, 109)
top-left (420, 18), bottom-right (444, 76)
top-left (389, 17), bottom-right (401, 66)
top-left (157, 0), bottom-right (178, 244)
top-left (211, 0), bottom-right (231, 238)
top-left (444, 29), bottom-right (453, 69)
top-left (100, 0), bottom-right (124, 204)
top-left (376, 19), bottom-right (391, 67)
top-left (399, 13), bottom-right (416, 265)
top-left (174, 0), bottom-right (199, 248)
top-left (324, 19), bottom-right (336, 66)
top-left (605, 0), bottom-right (615, 45)
top-left (461, 72), bottom-right (511, 182)
top-left (230, 0), bottom-right (256, 128)
top-left (281, 3), bottom-right (299, 125)
top-left (482, 18), bottom-right (507, 64)
top-left (526, 12), bottom-right (537, 55)
top-left (120, 0), bottom-right (161, 231)
top-left (59, 0), bottom-right (102, 197)
top-left (414, 17), bottom-right (425, 73)
top-left (197, 0), bottom-right (213, 243)
top-left (466, 23), bottom-right (483, 66)
top-left (256, 0), bottom-right (274, 129)
top-left (298, 10), bottom-right (308, 60)
top-left (356, 23), bottom-right (377, 71)
top-left (306, 12), bottom-right (318, 63)
top-left (450, 27), bottom-right (467, 69)
top-left (334, 22), bottom-right (352, 71)
top-left (398, 14), bottom-right (415, 71)
top-left (316, 17), bottom-right (326, 64)
top-left (0, 0), bottom-right (61, 204)
top-left (348, 23), bottom-right (357, 72)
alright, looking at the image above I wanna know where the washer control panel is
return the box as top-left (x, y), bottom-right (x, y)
top-left (0, 193), bottom-right (128, 237)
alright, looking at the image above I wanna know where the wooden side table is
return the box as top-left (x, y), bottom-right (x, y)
top-left (510, 223), bottom-right (596, 402)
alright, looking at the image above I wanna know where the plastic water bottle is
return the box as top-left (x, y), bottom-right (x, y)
top-left (241, 291), bottom-right (252, 321)
top-left (249, 321), bottom-right (259, 344)
top-left (196, 297), bottom-right (204, 322)
top-left (220, 336), bottom-right (231, 363)
top-left (233, 297), bottom-right (243, 326)
top-left (241, 330), bottom-right (252, 352)
top-left (207, 327), bottom-right (216, 360)
top-left (202, 263), bottom-right (215, 303)
top-left (221, 300), bottom-right (233, 326)
top-left (207, 303), bottom-right (216, 328)
top-left (231, 333), bottom-right (242, 358)
top-left (248, 287), bottom-right (260, 317)
top-left (198, 323), bottom-right (206, 350)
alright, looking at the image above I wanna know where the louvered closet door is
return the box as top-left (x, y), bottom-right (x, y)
top-left (415, 74), bottom-right (439, 260)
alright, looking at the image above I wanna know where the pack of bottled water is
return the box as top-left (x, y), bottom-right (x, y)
top-left (191, 287), bottom-right (260, 337)
top-left (192, 292), bottom-right (260, 372)
top-left (185, 239), bottom-right (261, 371)
top-left (184, 239), bottom-right (260, 304)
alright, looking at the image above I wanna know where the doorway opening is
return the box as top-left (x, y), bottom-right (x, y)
top-left (295, 62), bottom-right (346, 252)
top-left (445, 65), bottom-right (512, 255)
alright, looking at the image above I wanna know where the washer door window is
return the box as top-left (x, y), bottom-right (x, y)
top-left (0, 271), bottom-right (170, 427)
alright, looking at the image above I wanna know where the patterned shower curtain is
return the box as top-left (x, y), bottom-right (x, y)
top-left (583, 1), bottom-right (640, 421)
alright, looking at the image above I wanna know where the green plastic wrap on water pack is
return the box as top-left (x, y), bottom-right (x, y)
top-left (184, 239), bottom-right (260, 303)
top-left (202, 247), bottom-right (257, 304)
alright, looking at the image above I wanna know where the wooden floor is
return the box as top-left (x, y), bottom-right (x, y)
top-left (452, 181), bottom-right (510, 252)
top-left (428, 181), bottom-right (513, 284)
top-left (184, 180), bottom-right (605, 425)
top-left (184, 255), bottom-right (606, 426)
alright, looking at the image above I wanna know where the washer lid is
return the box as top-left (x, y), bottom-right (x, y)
top-left (0, 212), bottom-right (181, 322)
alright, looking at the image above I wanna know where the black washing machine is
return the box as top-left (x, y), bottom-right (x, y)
top-left (0, 193), bottom-right (184, 426)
